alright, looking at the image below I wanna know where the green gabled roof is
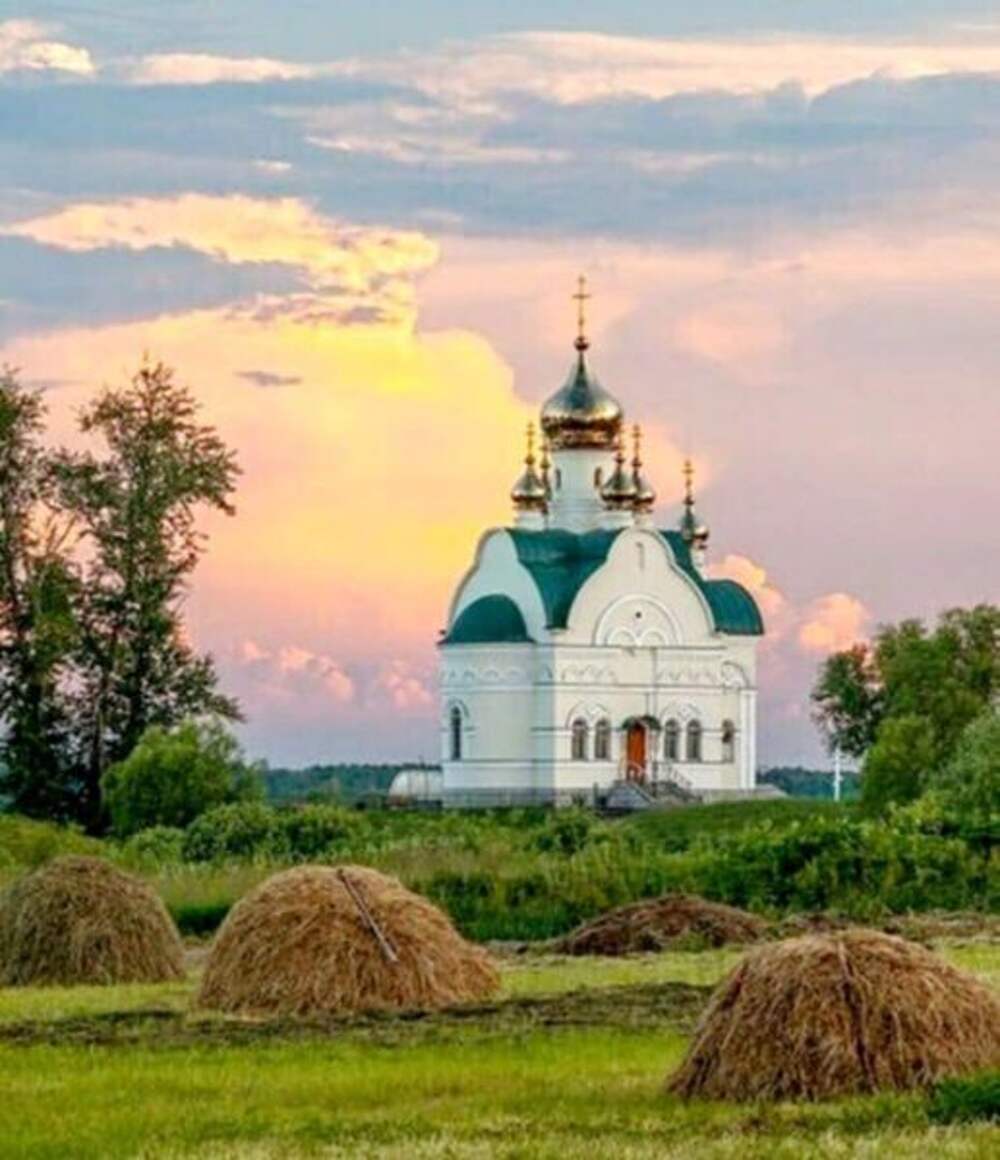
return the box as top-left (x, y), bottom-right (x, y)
top-left (508, 528), bottom-right (619, 629)
top-left (503, 527), bottom-right (764, 637)
top-left (445, 594), bottom-right (533, 645)
top-left (659, 531), bottom-right (764, 636)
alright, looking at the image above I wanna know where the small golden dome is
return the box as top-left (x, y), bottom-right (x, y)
top-left (631, 424), bottom-right (656, 512)
top-left (511, 423), bottom-right (548, 511)
top-left (600, 433), bottom-right (637, 508)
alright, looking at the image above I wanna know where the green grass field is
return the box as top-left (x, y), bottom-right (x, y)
top-left (1, 943), bottom-right (997, 1159)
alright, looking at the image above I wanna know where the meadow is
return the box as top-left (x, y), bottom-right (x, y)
top-left (1, 944), bottom-right (998, 1159)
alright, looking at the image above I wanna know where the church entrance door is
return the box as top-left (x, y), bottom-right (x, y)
top-left (625, 723), bottom-right (647, 783)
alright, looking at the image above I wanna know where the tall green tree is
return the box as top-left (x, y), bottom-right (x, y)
top-left (0, 370), bottom-right (77, 819)
top-left (812, 605), bottom-right (999, 811)
top-left (55, 360), bottom-right (241, 830)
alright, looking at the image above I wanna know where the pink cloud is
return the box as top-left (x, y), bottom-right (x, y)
top-left (798, 593), bottom-right (871, 654)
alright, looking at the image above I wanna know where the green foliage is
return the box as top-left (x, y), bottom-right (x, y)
top-left (119, 826), bottom-right (186, 869)
top-left (0, 814), bottom-right (102, 869)
top-left (925, 711), bottom-right (1000, 845)
top-left (861, 715), bottom-right (937, 814)
top-left (927, 1072), bottom-right (1000, 1125)
top-left (0, 369), bottom-right (79, 822)
top-left (181, 802), bottom-right (285, 863)
top-left (54, 360), bottom-right (241, 831)
top-left (278, 803), bottom-right (366, 858)
top-left (812, 643), bottom-right (883, 758)
top-left (533, 808), bottom-right (601, 854)
top-left (0, 361), bottom-right (240, 833)
top-left (811, 607), bottom-right (1000, 802)
top-left (101, 718), bottom-right (262, 837)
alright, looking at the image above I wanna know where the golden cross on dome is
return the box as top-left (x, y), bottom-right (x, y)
top-left (572, 274), bottom-right (591, 351)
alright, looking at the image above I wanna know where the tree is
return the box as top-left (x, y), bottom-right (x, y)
top-left (0, 369), bottom-right (78, 820)
top-left (55, 360), bottom-right (241, 831)
top-left (811, 643), bottom-right (882, 758)
top-left (860, 714), bottom-right (936, 814)
top-left (101, 718), bottom-right (262, 838)
top-left (812, 606), bottom-right (999, 770)
top-left (926, 710), bottom-right (1000, 843)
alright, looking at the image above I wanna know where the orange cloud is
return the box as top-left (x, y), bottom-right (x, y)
top-left (798, 593), bottom-right (871, 654)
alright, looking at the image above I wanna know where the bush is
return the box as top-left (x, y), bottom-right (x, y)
top-left (120, 825), bottom-right (186, 868)
top-left (279, 803), bottom-right (367, 860)
top-left (102, 719), bottom-right (263, 838)
top-left (182, 802), bottom-right (286, 863)
top-left (927, 1072), bottom-right (1000, 1124)
top-left (534, 808), bottom-right (602, 855)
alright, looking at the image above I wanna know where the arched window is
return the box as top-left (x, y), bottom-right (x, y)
top-left (594, 718), bottom-right (611, 761)
top-left (449, 706), bottom-right (463, 761)
top-left (555, 468), bottom-right (563, 490)
top-left (721, 719), bottom-right (736, 762)
top-left (594, 467), bottom-right (603, 488)
top-left (571, 718), bottom-right (589, 761)
top-left (664, 719), bottom-right (680, 761)
top-left (686, 719), bottom-right (703, 762)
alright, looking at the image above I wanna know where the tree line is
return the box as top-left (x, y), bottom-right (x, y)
top-left (0, 362), bottom-right (239, 833)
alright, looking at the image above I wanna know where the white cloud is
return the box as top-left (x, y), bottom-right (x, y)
top-left (127, 53), bottom-right (312, 86)
top-left (333, 31), bottom-right (1000, 107)
top-left (0, 19), bottom-right (94, 76)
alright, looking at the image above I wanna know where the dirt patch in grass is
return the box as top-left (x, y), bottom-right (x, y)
top-left (0, 979), bottom-right (709, 1049)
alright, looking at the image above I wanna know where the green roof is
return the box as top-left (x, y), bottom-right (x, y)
top-left (509, 528), bottom-right (619, 629)
top-left (660, 531), bottom-right (764, 636)
top-left (503, 527), bottom-right (763, 637)
top-left (445, 594), bottom-right (533, 645)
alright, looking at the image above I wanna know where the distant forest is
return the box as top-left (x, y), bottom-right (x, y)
top-left (261, 762), bottom-right (855, 803)
top-left (262, 763), bottom-right (438, 804)
top-left (758, 766), bottom-right (860, 801)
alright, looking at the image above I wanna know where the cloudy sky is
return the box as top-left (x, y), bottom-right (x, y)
top-left (2, 4), bottom-right (998, 768)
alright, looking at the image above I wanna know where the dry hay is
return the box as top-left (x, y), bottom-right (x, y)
top-left (667, 928), bottom-right (1000, 1101)
top-left (0, 856), bottom-right (184, 987)
top-left (198, 864), bottom-right (501, 1017)
top-left (558, 893), bottom-right (768, 956)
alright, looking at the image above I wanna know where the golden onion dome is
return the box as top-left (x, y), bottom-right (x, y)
top-left (511, 423), bottom-right (548, 511)
top-left (600, 434), bottom-right (638, 508)
top-left (631, 424), bottom-right (656, 512)
top-left (541, 345), bottom-right (624, 451)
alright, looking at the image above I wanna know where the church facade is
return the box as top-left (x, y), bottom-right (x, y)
top-left (438, 287), bottom-right (764, 807)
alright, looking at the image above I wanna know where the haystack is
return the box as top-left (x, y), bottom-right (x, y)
top-left (198, 865), bottom-right (500, 1017)
top-left (558, 893), bottom-right (768, 956)
top-left (668, 928), bottom-right (1000, 1101)
top-left (0, 856), bottom-right (184, 986)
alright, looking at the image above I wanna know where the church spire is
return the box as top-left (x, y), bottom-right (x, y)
top-left (631, 424), bottom-right (656, 520)
top-left (572, 273), bottom-right (591, 353)
top-left (680, 457), bottom-right (710, 568)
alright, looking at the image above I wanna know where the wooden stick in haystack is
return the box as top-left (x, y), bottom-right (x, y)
top-left (337, 867), bottom-right (399, 965)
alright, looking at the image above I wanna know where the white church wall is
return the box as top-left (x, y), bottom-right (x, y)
top-left (563, 528), bottom-right (717, 647)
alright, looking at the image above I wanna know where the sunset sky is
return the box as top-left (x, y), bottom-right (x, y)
top-left (2, 4), bottom-right (998, 768)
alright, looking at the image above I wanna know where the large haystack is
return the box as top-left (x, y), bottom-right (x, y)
top-left (0, 856), bottom-right (184, 987)
top-left (198, 865), bottom-right (501, 1017)
top-left (668, 928), bottom-right (1000, 1101)
top-left (558, 893), bottom-right (768, 956)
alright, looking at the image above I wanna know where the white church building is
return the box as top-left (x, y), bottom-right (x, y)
top-left (438, 284), bottom-right (764, 807)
